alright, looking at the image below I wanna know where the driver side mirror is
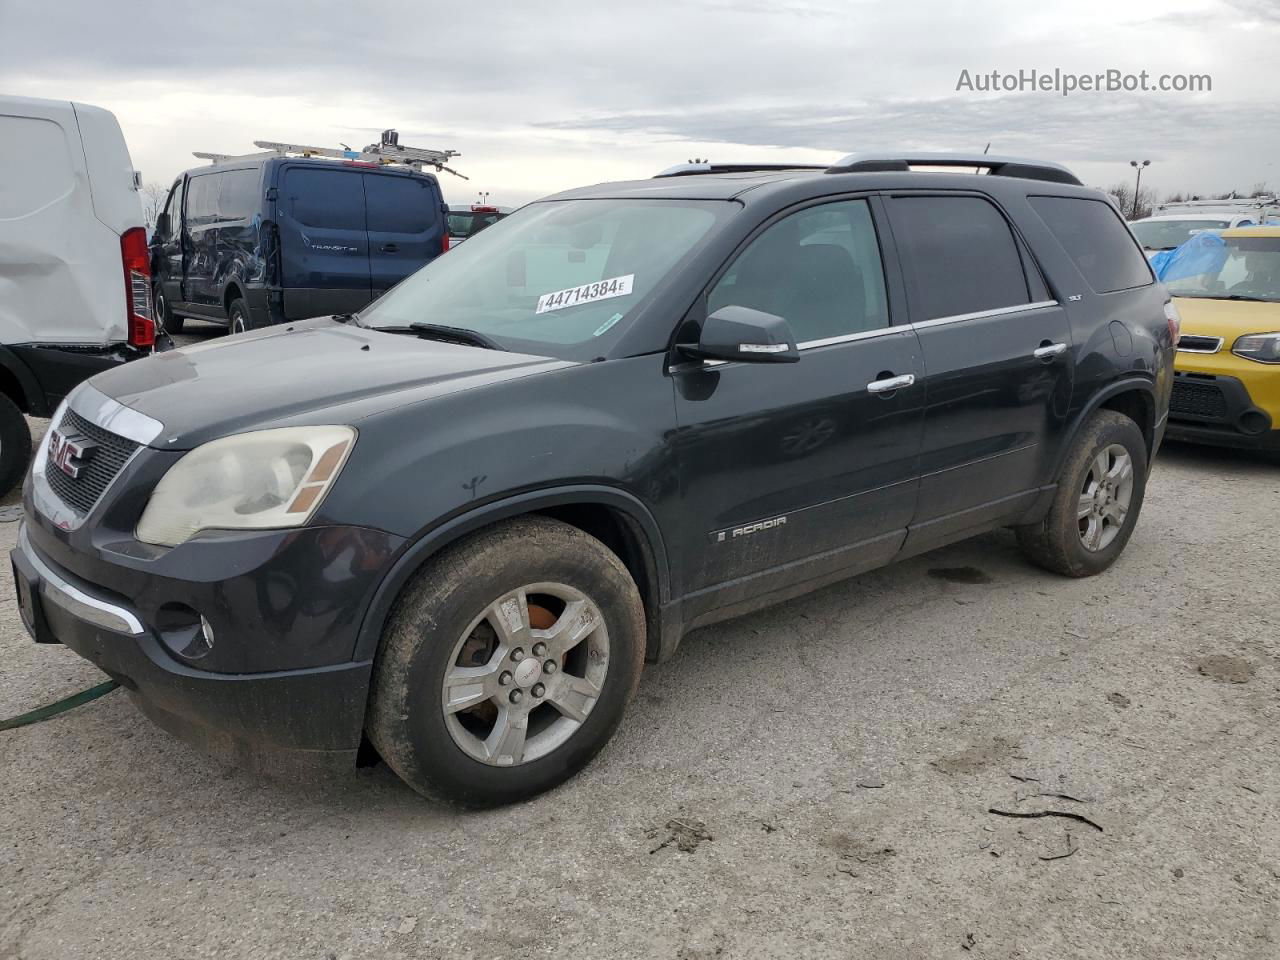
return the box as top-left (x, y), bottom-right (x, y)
top-left (154, 212), bottom-right (170, 237)
top-left (679, 305), bottom-right (800, 364)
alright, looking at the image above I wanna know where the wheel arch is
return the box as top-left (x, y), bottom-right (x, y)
top-left (1056, 377), bottom-right (1157, 477)
top-left (222, 280), bottom-right (247, 316)
top-left (352, 485), bottom-right (672, 664)
top-left (0, 345), bottom-right (47, 416)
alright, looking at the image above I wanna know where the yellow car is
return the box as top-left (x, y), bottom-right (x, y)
top-left (1164, 226), bottom-right (1280, 454)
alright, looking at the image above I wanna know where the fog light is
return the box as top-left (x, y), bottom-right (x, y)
top-left (156, 603), bottom-right (214, 661)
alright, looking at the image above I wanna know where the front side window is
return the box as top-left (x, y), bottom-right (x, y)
top-left (708, 198), bottom-right (890, 342)
top-left (184, 174), bottom-right (219, 227)
top-left (1165, 236), bottom-right (1280, 303)
top-left (361, 198), bottom-right (731, 360)
top-left (888, 195), bottom-right (1031, 321)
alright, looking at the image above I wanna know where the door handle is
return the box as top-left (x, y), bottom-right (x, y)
top-left (866, 373), bottom-right (915, 394)
top-left (1034, 342), bottom-right (1068, 360)
top-left (380, 243), bottom-right (399, 253)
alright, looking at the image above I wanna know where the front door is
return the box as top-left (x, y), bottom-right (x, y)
top-left (155, 177), bottom-right (184, 307)
top-left (673, 197), bottom-right (925, 621)
top-left (182, 172), bottom-right (219, 306)
top-left (883, 192), bottom-right (1075, 550)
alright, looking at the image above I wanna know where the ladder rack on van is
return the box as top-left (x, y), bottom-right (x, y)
top-left (193, 129), bottom-right (468, 179)
top-left (1153, 197), bottom-right (1279, 217)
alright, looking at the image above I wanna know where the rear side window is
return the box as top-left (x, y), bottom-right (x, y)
top-left (0, 116), bottom-right (74, 218)
top-left (365, 175), bottom-right (436, 234)
top-left (1029, 196), bottom-right (1153, 293)
top-left (285, 168), bottom-right (366, 231)
top-left (217, 169), bottom-right (259, 222)
top-left (184, 174), bottom-right (219, 227)
top-left (887, 196), bottom-right (1031, 321)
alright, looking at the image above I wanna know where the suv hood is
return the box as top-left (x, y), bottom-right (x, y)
top-left (87, 317), bottom-right (573, 449)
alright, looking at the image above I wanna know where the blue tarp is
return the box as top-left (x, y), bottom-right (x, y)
top-left (1152, 231), bottom-right (1228, 282)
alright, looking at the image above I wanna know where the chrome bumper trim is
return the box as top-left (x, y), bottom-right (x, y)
top-left (18, 524), bottom-right (144, 636)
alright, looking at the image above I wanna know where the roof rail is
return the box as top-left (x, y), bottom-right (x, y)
top-left (654, 161), bottom-right (829, 178)
top-left (825, 152), bottom-right (1082, 186)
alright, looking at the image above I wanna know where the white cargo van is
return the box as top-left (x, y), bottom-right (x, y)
top-left (0, 96), bottom-right (155, 495)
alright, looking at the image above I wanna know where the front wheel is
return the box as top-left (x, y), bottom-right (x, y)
top-left (1016, 410), bottom-right (1148, 577)
top-left (366, 516), bottom-right (646, 806)
top-left (155, 284), bottom-right (183, 335)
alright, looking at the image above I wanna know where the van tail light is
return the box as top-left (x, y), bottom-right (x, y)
top-left (442, 231), bottom-right (450, 254)
top-left (120, 227), bottom-right (155, 348)
top-left (1163, 301), bottom-right (1181, 347)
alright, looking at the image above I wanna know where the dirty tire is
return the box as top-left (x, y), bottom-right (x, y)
top-left (366, 516), bottom-right (646, 807)
top-left (155, 284), bottom-right (183, 335)
top-left (0, 392), bottom-right (32, 499)
top-left (1016, 410), bottom-right (1148, 577)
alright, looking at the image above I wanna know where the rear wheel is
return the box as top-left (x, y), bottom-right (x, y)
top-left (0, 392), bottom-right (32, 498)
top-left (1016, 410), bottom-right (1148, 577)
top-left (366, 516), bottom-right (646, 806)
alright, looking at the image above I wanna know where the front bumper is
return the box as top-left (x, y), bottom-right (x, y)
top-left (12, 518), bottom-right (399, 773)
top-left (1166, 371), bottom-right (1280, 451)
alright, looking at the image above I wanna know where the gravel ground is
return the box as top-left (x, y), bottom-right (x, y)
top-left (1, 344), bottom-right (1277, 958)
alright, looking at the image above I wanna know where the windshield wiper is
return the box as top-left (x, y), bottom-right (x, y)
top-left (1221, 294), bottom-right (1273, 302)
top-left (408, 322), bottom-right (504, 351)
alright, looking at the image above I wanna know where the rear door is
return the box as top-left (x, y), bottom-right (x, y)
top-left (884, 192), bottom-right (1074, 551)
top-left (276, 165), bottom-right (372, 319)
top-left (364, 172), bottom-right (444, 297)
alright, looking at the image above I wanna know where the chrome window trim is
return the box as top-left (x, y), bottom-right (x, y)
top-left (671, 300), bottom-right (1061, 370)
top-left (1177, 336), bottom-right (1224, 354)
top-left (19, 524), bottom-right (145, 635)
top-left (68, 382), bottom-right (165, 446)
top-left (909, 300), bottom-right (1059, 331)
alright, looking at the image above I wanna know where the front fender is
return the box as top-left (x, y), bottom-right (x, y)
top-left (349, 483), bottom-right (670, 662)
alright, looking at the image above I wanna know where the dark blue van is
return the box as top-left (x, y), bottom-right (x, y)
top-left (149, 157), bottom-right (449, 334)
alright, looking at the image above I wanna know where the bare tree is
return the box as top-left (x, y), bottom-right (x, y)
top-left (1100, 182), bottom-right (1158, 220)
top-left (141, 182), bottom-right (169, 230)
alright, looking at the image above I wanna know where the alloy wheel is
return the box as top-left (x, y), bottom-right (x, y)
top-left (1077, 443), bottom-right (1134, 551)
top-left (441, 582), bottom-right (609, 767)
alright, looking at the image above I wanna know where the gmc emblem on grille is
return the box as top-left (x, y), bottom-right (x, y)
top-left (48, 429), bottom-right (97, 480)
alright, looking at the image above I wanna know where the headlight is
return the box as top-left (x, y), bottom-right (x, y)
top-left (1232, 332), bottom-right (1280, 363)
top-left (136, 426), bottom-right (356, 547)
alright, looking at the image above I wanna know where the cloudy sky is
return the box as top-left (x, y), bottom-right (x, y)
top-left (2, 0), bottom-right (1277, 207)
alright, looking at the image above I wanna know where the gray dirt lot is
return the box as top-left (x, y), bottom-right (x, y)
top-left (1, 329), bottom-right (1277, 958)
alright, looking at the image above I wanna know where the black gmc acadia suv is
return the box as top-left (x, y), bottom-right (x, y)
top-left (12, 153), bottom-right (1176, 806)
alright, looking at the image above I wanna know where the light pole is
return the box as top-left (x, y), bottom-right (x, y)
top-left (1129, 160), bottom-right (1150, 218)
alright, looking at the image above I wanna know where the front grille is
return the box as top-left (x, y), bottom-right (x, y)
top-left (1177, 335), bottom-right (1224, 354)
top-left (1170, 378), bottom-right (1229, 420)
top-left (44, 408), bottom-right (140, 515)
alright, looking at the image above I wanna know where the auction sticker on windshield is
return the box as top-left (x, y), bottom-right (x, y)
top-left (535, 275), bottom-right (634, 315)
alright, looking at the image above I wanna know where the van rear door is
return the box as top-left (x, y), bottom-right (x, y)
top-left (364, 172), bottom-right (444, 297)
top-left (276, 165), bottom-right (372, 319)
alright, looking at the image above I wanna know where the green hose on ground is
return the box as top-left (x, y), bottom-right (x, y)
top-left (0, 680), bottom-right (119, 732)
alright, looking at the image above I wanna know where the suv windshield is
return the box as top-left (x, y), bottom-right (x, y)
top-left (363, 199), bottom-right (731, 359)
top-left (1131, 219), bottom-right (1231, 251)
top-left (1166, 236), bottom-right (1280, 302)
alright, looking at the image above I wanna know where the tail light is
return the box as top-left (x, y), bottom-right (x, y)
top-left (120, 227), bottom-right (155, 348)
top-left (1163, 301), bottom-right (1181, 347)
top-left (442, 231), bottom-right (450, 254)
